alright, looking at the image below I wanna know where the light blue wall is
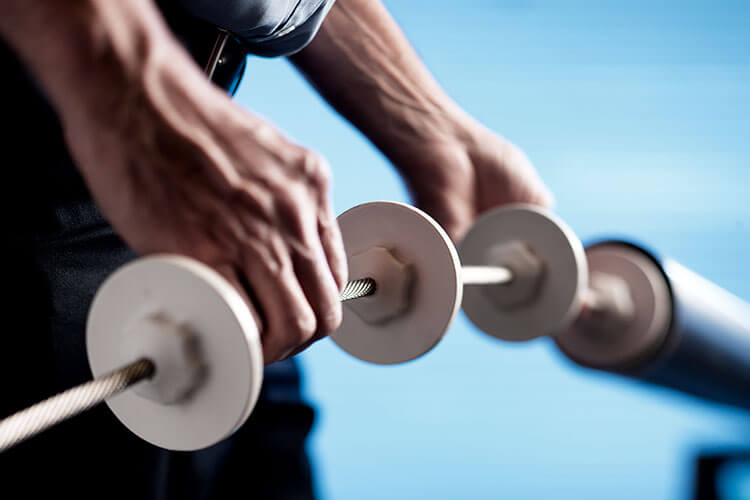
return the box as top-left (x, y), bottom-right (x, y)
top-left (235, 1), bottom-right (750, 498)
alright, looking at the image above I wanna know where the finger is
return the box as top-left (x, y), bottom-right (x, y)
top-left (275, 192), bottom-right (343, 339)
top-left (239, 237), bottom-right (317, 365)
top-left (497, 142), bottom-right (555, 208)
top-left (292, 240), bottom-right (343, 339)
top-left (528, 177), bottom-right (555, 208)
top-left (304, 153), bottom-right (348, 291)
top-left (280, 206), bottom-right (347, 360)
top-left (317, 198), bottom-right (348, 292)
top-left (507, 165), bottom-right (555, 209)
top-left (283, 336), bottom-right (319, 360)
top-left (212, 262), bottom-right (265, 332)
top-left (414, 189), bottom-right (475, 243)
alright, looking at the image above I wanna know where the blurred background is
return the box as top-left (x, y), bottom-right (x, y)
top-left (235, 1), bottom-right (750, 498)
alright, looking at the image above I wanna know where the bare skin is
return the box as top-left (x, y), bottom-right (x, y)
top-left (0, 0), bottom-right (553, 363)
top-left (292, 0), bottom-right (553, 241)
top-left (0, 0), bottom-right (346, 364)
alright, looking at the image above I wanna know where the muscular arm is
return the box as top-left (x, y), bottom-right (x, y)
top-left (291, 0), bottom-right (552, 239)
top-left (0, 0), bottom-right (347, 363)
top-left (290, 0), bottom-right (466, 163)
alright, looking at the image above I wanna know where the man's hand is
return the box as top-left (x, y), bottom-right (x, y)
top-left (0, 0), bottom-right (347, 364)
top-left (292, 0), bottom-right (553, 241)
top-left (395, 120), bottom-right (553, 241)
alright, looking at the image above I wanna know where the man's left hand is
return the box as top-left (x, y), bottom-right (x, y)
top-left (394, 118), bottom-right (553, 241)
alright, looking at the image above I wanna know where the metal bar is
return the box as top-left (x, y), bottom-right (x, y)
top-left (0, 278), bottom-right (377, 455)
top-left (462, 265), bottom-right (514, 286)
top-left (0, 266), bottom-right (513, 454)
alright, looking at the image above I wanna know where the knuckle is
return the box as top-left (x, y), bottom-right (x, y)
top-left (263, 305), bottom-right (316, 360)
top-left (272, 189), bottom-right (299, 214)
top-left (252, 120), bottom-right (283, 145)
top-left (312, 156), bottom-right (332, 186)
top-left (297, 150), bottom-right (330, 187)
top-left (273, 193), bottom-right (310, 237)
top-left (317, 300), bottom-right (343, 334)
top-left (288, 307), bottom-right (317, 344)
top-left (261, 329), bottom-right (286, 363)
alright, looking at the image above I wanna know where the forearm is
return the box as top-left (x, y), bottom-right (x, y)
top-left (290, 0), bottom-right (473, 171)
top-left (0, 0), bottom-right (185, 127)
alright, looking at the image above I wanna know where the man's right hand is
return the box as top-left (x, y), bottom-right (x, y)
top-left (0, 0), bottom-right (347, 364)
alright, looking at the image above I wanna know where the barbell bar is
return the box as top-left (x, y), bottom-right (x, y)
top-left (1, 201), bottom-right (621, 452)
top-left (461, 207), bottom-right (750, 411)
top-left (555, 241), bottom-right (750, 410)
top-left (4, 199), bottom-right (748, 454)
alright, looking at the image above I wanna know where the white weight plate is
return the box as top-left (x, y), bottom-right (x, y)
top-left (459, 205), bottom-right (587, 341)
top-left (87, 256), bottom-right (263, 451)
top-left (331, 202), bottom-right (462, 364)
top-left (555, 242), bottom-right (672, 369)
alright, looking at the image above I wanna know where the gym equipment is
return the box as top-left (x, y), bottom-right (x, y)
top-left (556, 241), bottom-right (750, 410)
top-left (330, 202), bottom-right (462, 364)
top-left (2, 201), bottom-right (749, 454)
top-left (459, 205), bottom-right (589, 342)
top-left (0, 201), bottom-right (507, 452)
top-left (459, 206), bottom-right (750, 410)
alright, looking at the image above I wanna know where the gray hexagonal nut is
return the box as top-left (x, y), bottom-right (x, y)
top-left (345, 247), bottom-right (414, 324)
top-left (480, 240), bottom-right (546, 309)
top-left (582, 271), bottom-right (636, 335)
top-left (127, 314), bottom-right (207, 405)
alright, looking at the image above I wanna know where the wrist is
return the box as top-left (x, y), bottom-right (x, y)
top-left (373, 100), bottom-right (480, 176)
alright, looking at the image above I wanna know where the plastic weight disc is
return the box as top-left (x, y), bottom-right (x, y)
top-left (330, 202), bottom-right (462, 364)
top-left (459, 205), bottom-right (587, 342)
top-left (555, 241), bottom-right (672, 369)
top-left (87, 256), bottom-right (263, 451)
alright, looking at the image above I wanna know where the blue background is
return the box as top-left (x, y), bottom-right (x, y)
top-left (235, 1), bottom-right (750, 498)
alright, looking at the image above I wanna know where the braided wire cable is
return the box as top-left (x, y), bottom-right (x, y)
top-left (0, 358), bottom-right (154, 453)
top-left (0, 278), bottom-right (375, 454)
top-left (340, 278), bottom-right (376, 302)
